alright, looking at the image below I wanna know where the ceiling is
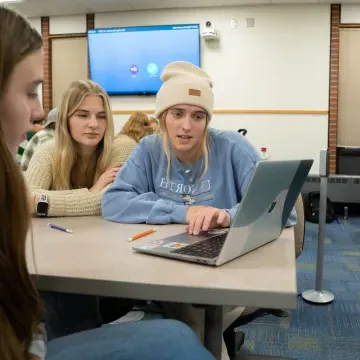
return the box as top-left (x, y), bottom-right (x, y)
top-left (4, 0), bottom-right (360, 17)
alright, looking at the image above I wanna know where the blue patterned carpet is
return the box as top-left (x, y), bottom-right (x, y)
top-left (240, 219), bottom-right (360, 359)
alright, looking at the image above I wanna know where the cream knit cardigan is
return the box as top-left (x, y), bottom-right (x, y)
top-left (24, 135), bottom-right (137, 217)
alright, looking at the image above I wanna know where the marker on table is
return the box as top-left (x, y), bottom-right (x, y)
top-left (48, 223), bottom-right (73, 234)
top-left (128, 228), bottom-right (157, 242)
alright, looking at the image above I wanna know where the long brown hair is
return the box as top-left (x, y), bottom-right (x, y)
top-left (0, 6), bottom-right (43, 360)
top-left (54, 80), bottom-right (115, 190)
top-left (118, 111), bottom-right (153, 143)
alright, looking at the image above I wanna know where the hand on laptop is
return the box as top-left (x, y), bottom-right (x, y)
top-left (186, 206), bottom-right (230, 236)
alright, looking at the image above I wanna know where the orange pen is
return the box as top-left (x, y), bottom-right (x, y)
top-left (127, 228), bottom-right (157, 242)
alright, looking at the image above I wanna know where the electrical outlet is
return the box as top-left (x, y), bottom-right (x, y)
top-left (231, 19), bottom-right (237, 29)
top-left (245, 18), bottom-right (255, 28)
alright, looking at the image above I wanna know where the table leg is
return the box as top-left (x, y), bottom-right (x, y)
top-left (204, 305), bottom-right (224, 360)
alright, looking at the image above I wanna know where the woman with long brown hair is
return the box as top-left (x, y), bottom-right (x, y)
top-left (0, 5), bottom-right (214, 360)
top-left (117, 111), bottom-right (153, 143)
top-left (0, 5), bottom-right (45, 359)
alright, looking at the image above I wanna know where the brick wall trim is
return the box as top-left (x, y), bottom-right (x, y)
top-left (41, 17), bottom-right (52, 115)
top-left (41, 14), bottom-right (95, 114)
top-left (86, 14), bottom-right (95, 30)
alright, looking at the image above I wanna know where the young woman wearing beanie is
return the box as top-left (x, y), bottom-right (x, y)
top-left (102, 60), bottom-right (297, 359)
top-left (102, 61), bottom-right (297, 229)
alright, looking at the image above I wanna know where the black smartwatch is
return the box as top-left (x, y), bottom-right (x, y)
top-left (36, 194), bottom-right (49, 217)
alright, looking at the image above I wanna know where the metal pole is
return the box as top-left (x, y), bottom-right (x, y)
top-left (302, 149), bottom-right (334, 304)
top-left (315, 176), bottom-right (327, 291)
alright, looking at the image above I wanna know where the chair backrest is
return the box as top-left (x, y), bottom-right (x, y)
top-left (294, 194), bottom-right (305, 258)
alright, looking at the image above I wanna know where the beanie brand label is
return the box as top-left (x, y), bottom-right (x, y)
top-left (189, 89), bottom-right (201, 97)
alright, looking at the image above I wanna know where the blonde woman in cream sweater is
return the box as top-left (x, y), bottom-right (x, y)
top-left (25, 79), bottom-right (139, 338)
top-left (25, 79), bottom-right (137, 217)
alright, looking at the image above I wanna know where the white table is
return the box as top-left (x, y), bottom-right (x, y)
top-left (27, 217), bottom-right (297, 359)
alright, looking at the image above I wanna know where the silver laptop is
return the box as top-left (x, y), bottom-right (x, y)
top-left (133, 159), bottom-right (313, 267)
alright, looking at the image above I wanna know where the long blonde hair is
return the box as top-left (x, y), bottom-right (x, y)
top-left (158, 110), bottom-right (210, 181)
top-left (118, 111), bottom-right (152, 142)
top-left (53, 80), bottom-right (114, 190)
top-left (0, 6), bottom-right (42, 360)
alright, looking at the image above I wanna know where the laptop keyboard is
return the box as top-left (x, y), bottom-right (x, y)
top-left (171, 233), bottom-right (227, 259)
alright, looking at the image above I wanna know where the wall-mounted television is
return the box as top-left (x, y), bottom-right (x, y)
top-left (88, 24), bottom-right (200, 96)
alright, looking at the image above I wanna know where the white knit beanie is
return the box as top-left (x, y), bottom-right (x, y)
top-left (154, 61), bottom-right (214, 119)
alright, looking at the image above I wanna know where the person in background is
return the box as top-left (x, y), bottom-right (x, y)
top-left (149, 115), bottom-right (160, 133)
top-left (16, 117), bottom-right (43, 164)
top-left (20, 107), bottom-right (57, 171)
top-left (102, 61), bottom-right (297, 359)
top-left (116, 111), bottom-right (153, 148)
top-left (0, 6), bottom-right (215, 360)
top-left (25, 79), bottom-right (136, 217)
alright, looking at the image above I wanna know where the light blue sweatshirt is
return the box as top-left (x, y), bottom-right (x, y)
top-left (102, 128), bottom-right (297, 226)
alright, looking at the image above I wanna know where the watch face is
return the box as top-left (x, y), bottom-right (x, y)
top-left (37, 201), bottom-right (49, 216)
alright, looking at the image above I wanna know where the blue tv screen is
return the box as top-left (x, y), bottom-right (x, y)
top-left (88, 24), bottom-right (200, 95)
